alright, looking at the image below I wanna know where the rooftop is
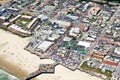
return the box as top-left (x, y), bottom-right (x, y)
top-left (78, 41), bottom-right (91, 48)
top-left (37, 41), bottom-right (54, 52)
top-left (102, 60), bottom-right (118, 66)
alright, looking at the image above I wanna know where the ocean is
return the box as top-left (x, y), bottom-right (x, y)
top-left (0, 69), bottom-right (19, 80)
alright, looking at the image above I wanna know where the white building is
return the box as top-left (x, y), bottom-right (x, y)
top-left (26, 17), bottom-right (37, 29)
top-left (38, 14), bottom-right (48, 21)
top-left (21, 15), bottom-right (32, 19)
top-left (114, 47), bottom-right (120, 55)
top-left (77, 41), bottom-right (91, 48)
top-left (69, 27), bottom-right (80, 37)
top-left (8, 24), bottom-right (31, 34)
top-left (37, 41), bottom-right (54, 52)
top-left (9, 14), bottom-right (21, 22)
top-left (63, 37), bottom-right (72, 42)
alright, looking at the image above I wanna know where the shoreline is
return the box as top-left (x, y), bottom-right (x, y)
top-left (0, 54), bottom-right (28, 80)
top-left (0, 29), bottom-right (41, 80)
top-left (0, 29), bottom-right (102, 80)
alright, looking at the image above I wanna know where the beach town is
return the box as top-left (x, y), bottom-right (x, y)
top-left (0, 0), bottom-right (120, 80)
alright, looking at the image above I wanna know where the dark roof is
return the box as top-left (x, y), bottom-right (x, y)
top-left (0, 9), bottom-right (5, 16)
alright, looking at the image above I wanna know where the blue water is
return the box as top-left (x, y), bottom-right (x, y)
top-left (0, 69), bottom-right (19, 80)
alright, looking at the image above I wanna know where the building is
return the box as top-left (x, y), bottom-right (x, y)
top-left (9, 14), bottom-right (21, 22)
top-left (89, 4), bottom-right (101, 15)
top-left (47, 34), bottom-right (60, 42)
top-left (91, 51), bottom-right (105, 60)
top-left (0, 16), bottom-right (6, 23)
top-left (66, 14), bottom-right (79, 21)
top-left (85, 37), bottom-right (95, 42)
top-left (26, 17), bottom-right (38, 29)
top-left (114, 47), bottom-right (120, 55)
top-left (8, 24), bottom-right (31, 35)
top-left (21, 15), bottom-right (32, 20)
top-left (101, 60), bottom-right (118, 72)
top-left (0, 8), bottom-right (5, 16)
top-left (37, 14), bottom-right (48, 21)
top-left (111, 63), bottom-right (120, 80)
top-left (77, 41), bottom-right (91, 49)
top-left (83, 3), bottom-right (90, 11)
top-left (37, 41), bottom-right (54, 52)
top-left (69, 27), bottom-right (80, 37)
top-left (63, 37), bottom-right (72, 42)
top-left (7, 7), bottom-right (19, 12)
top-left (50, 20), bottom-right (71, 29)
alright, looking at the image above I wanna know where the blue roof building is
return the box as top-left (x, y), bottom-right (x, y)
top-left (0, 8), bottom-right (5, 16)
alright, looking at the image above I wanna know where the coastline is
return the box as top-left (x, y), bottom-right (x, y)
top-left (0, 29), bottom-right (41, 80)
top-left (0, 29), bottom-right (102, 80)
top-left (0, 54), bottom-right (28, 80)
top-left (0, 69), bottom-right (19, 80)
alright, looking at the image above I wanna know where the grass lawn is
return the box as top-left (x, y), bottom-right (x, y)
top-left (89, 18), bottom-right (96, 22)
top-left (15, 18), bottom-right (31, 28)
top-left (81, 61), bottom-right (112, 79)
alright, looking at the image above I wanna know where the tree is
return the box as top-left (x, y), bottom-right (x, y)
top-left (106, 0), bottom-right (109, 4)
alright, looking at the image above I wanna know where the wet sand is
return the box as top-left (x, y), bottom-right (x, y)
top-left (0, 54), bottom-right (28, 79)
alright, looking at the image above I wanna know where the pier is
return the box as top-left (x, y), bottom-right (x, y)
top-left (24, 63), bottom-right (57, 80)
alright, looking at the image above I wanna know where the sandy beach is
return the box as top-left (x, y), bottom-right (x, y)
top-left (0, 0), bottom-right (10, 4)
top-left (0, 29), bottom-right (102, 80)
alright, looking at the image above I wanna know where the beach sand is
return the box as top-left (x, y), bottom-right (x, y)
top-left (0, 29), bottom-right (102, 80)
top-left (36, 65), bottom-right (102, 80)
top-left (0, 0), bottom-right (10, 4)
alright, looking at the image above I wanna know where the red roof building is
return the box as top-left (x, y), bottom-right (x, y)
top-left (102, 60), bottom-right (118, 66)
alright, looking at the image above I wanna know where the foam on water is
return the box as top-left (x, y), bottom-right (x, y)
top-left (0, 69), bottom-right (19, 80)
